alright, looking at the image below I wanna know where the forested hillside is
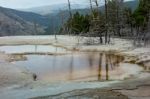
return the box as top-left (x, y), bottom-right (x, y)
top-left (45, 0), bottom-right (139, 35)
top-left (60, 0), bottom-right (150, 46)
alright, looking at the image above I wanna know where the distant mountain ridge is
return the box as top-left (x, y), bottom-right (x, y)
top-left (21, 0), bottom-right (138, 15)
top-left (21, 3), bottom-right (90, 15)
top-left (0, 6), bottom-right (47, 36)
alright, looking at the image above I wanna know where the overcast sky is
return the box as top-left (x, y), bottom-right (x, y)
top-left (0, 0), bottom-right (132, 9)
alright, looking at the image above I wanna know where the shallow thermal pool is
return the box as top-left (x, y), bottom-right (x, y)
top-left (0, 45), bottom-right (68, 54)
top-left (0, 45), bottom-right (143, 82)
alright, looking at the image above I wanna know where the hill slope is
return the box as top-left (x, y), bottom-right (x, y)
top-left (0, 6), bottom-right (47, 36)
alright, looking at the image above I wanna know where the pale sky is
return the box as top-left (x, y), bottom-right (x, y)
top-left (0, 0), bottom-right (132, 9)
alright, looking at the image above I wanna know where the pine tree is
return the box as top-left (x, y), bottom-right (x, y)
top-left (65, 12), bottom-right (90, 35)
top-left (132, 0), bottom-right (150, 46)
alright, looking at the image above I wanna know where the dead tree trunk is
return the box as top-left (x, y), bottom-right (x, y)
top-left (105, 0), bottom-right (108, 44)
top-left (89, 0), bottom-right (93, 15)
top-left (67, 0), bottom-right (72, 35)
top-left (68, 0), bottom-right (72, 18)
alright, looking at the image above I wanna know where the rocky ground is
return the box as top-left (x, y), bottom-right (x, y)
top-left (0, 35), bottom-right (150, 99)
top-left (0, 52), bottom-right (33, 89)
top-left (33, 89), bottom-right (129, 99)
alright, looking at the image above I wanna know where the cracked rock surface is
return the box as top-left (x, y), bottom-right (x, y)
top-left (32, 89), bottom-right (129, 99)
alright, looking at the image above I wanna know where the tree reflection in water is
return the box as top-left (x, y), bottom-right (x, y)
top-left (97, 53), bottom-right (124, 81)
top-left (14, 52), bottom-right (125, 82)
top-left (67, 52), bottom-right (124, 81)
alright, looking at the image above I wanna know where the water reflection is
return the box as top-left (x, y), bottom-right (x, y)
top-left (97, 53), bottom-right (124, 81)
top-left (98, 53), bottom-right (102, 80)
top-left (14, 52), bottom-right (126, 82)
top-left (68, 53), bottom-right (74, 80)
top-left (143, 62), bottom-right (150, 71)
top-left (106, 55), bottom-right (109, 80)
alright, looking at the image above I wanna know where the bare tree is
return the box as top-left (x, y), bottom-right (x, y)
top-left (89, 0), bottom-right (106, 44)
top-left (33, 21), bottom-right (38, 35)
top-left (68, 0), bottom-right (72, 18)
top-left (104, 0), bottom-right (108, 44)
top-left (89, 0), bottom-right (93, 14)
top-left (50, 16), bottom-right (57, 40)
top-left (67, 0), bottom-right (72, 35)
top-left (59, 10), bottom-right (65, 34)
